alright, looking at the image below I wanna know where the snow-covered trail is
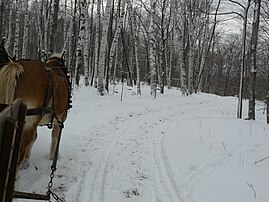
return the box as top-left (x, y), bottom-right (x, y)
top-left (17, 86), bottom-right (269, 202)
top-left (69, 92), bottom-right (225, 202)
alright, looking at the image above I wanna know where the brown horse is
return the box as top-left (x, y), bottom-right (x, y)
top-left (0, 47), bottom-right (71, 170)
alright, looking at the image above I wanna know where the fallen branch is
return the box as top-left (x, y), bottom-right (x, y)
top-left (254, 155), bottom-right (269, 165)
top-left (246, 182), bottom-right (256, 198)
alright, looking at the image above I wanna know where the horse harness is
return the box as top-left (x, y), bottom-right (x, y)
top-left (25, 60), bottom-right (71, 202)
top-left (25, 60), bottom-right (72, 129)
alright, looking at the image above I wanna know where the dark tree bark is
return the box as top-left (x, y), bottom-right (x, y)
top-left (248, 0), bottom-right (261, 120)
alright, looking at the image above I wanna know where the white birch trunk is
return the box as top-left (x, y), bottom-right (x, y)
top-left (61, 0), bottom-right (68, 53)
top-left (36, 0), bottom-right (44, 60)
top-left (13, 0), bottom-right (20, 58)
top-left (22, 0), bottom-right (29, 58)
top-left (97, 0), bottom-right (112, 95)
top-left (177, 29), bottom-right (187, 95)
top-left (175, 0), bottom-right (187, 95)
top-left (149, 0), bottom-right (157, 97)
top-left (75, 0), bottom-right (87, 86)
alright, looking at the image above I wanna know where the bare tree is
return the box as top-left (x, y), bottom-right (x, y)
top-left (22, 0), bottom-right (29, 58)
top-left (49, 0), bottom-right (60, 53)
top-left (248, 0), bottom-right (261, 120)
top-left (98, 0), bottom-right (113, 95)
top-left (149, 0), bottom-right (157, 98)
top-left (75, 0), bottom-right (87, 86)
top-left (237, 0), bottom-right (251, 119)
top-left (93, 0), bottom-right (101, 87)
top-left (13, 0), bottom-right (20, 58)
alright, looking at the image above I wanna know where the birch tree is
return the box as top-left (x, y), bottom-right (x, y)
top-left (248, 0), bottom-right (261, 120)
top-left (75, 0), bottom-right (87, 86)
top-left (148, 0), bottom-right (157, 98)
top-left (22, 0), bottom-right (29, 58)
top-left (129, 3), bottom-right (142, 95)
top-left (97, 0), bottom-right (113, 95)
top-left (175, 0), bottom-right (187, 95)
top-left (13, 0), bottom-right (20, 58)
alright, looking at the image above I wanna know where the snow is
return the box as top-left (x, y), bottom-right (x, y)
top-left (16, 84), bottom-right (269, 202)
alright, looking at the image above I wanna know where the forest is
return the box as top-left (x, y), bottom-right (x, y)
top-left (0, 0), bottom-right (269, 120)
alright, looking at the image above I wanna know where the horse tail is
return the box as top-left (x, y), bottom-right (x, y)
top-left (0, 62), bottom-right (24, 104)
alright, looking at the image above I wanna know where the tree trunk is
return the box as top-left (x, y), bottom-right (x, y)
top-left (195, 0), bottom-right (220, 92)
top-left (49, 0), bottom-right (60, 53)
top-left (88, 0), bottom-right (95, 86)
top-left (237, 0), bottom-right (251, 119)
top-left (13, 0), bottom-right (20, 58)
top-left (248, 0), bottom-right (261, 120)
top-left (121, 29), bottom-right (133, 87)
top-left (5, 3), bottom-right (13, 52)
top-left (84, 4), bottom-right (90, 86)
top-left (22, 0), bottom-right (29, 58)
top-left (69, 0), bottom-right (78, 81)
top-left (75, 0), bottom-right (87, 86)
top-left (108, 0), bottom-right (125, 86)
top-left (97, 0), bottom-right (112, 95)
top-left (93, 0), bottom-right (101, 88)
top-left (188, 36), bottom-right (194, 95)
top-left (160, 0), bottom-right (168, 94)
top-left (149, 0), bottom-right (157, 98)
top-left (175, 0), bottom-right (187, 95)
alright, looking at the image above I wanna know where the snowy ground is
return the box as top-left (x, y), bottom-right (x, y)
top-left (16, 84), bottom-right (269, 202)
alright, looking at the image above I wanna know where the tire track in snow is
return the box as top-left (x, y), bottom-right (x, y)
top-left (90, 130), bottom-right (127, 202)
top-left (76, 117), bottom-right (130, 202)
top-left (151, 121), bottom-right (184, 202)
top-left (76, 96), bottom-right (227, 202)
top-left (151, 98), bottom-right (234, 202)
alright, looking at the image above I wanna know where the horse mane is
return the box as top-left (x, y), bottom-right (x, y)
top-left (0, 39), bottom-right (12, 68)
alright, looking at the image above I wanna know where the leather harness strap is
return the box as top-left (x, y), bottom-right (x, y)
top-left (26, 63), bottom-right (55, 121)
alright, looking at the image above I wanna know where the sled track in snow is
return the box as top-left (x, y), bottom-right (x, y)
top-left (77, 97), bottom-right (229, 202)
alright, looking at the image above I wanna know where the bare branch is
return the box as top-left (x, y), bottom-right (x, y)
top-left (254, 155), bottom-right (269, 165)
